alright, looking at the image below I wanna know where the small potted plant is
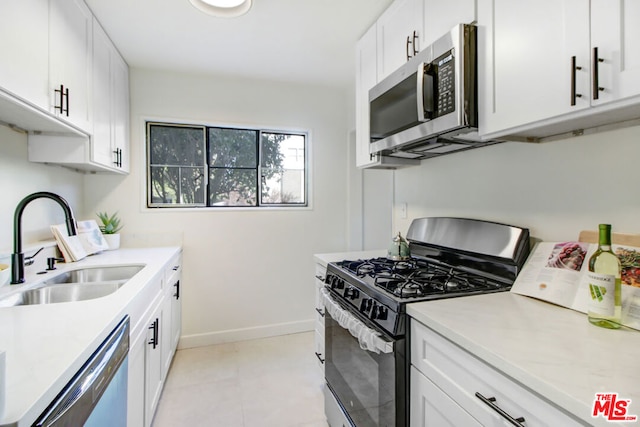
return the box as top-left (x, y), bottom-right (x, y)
top-left (97, 211), bottom-right (123, 250)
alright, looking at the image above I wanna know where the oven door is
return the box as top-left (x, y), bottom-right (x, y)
top-left (322, 290), bottom-right (406, 427)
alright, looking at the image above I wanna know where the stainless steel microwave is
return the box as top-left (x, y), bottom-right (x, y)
top-left (369, 24), bottom-right (496, 159)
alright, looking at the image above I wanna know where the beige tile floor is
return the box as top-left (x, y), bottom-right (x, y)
top-left (151, 331), bottom-right (329, 427)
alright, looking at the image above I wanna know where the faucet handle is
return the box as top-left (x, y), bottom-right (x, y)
top-left (24, 247), bottom-right (44, 267)
top-left (46, 257), bottom-right (65, 271)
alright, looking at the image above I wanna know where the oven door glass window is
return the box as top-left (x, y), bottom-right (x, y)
top-left (325, 311), bottom-right (403, 427)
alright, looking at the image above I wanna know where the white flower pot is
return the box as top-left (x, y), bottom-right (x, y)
top-left (104, 234), bottom-right (121, 250)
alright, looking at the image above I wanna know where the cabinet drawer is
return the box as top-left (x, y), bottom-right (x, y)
top-left (410, 320), bottom-right (583, 427)
top-left (410, 366), bottom-right (481, 427)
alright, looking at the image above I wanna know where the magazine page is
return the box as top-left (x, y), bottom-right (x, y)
top-left (512, 241), bottom-right (640, 330)
top-left (510, 241), bottom-right (591, 309)
top-left (50, 220), bottom-right (109, 262)
top-left (50, 224), bottom-right (87, 262)
top-left (76, 220), bottom-right (109, 254)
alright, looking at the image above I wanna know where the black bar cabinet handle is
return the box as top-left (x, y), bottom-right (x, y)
top-left (593, 47), bottom-right (604, 100)
top-left (475, 392), bottom-right (526, 426)
top-left (315, 275), bottom-right (325, 281)
top-left (314, 352), bottom-right (325, 364)
top-left (406, 35), bottom-right (412, 61)
top-left (64, 87), bottom-right (69, 116)
top-left (412, 30), bottom-right (419, 56)
top-left (174, 280), bottom-right (180, 300)
top-left (315, 307), bottom-right (325, 317)
top-left (149, 318), bottom-right (159, 349)
top-left (570, 56), bottom-right (582, 106)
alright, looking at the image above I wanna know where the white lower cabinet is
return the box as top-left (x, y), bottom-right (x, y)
top-left (127, 251), bottom-right (183, 427)
top-left (313, 261), bottom-right (326, 372)
top-left (410, 320), bottom-right (584, 427)
top-left (410, 366), bottom-right (481, 427)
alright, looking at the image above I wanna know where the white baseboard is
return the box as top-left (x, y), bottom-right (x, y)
top-left (177, 318), bottom-right (315, 349)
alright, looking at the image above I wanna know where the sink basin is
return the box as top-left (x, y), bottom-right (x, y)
top-left (0, 282), bottom-right (127, 307)
top-left (41, 265), bottom-right (145, 285)
top-left (0, 265), bottom-right (145, 307)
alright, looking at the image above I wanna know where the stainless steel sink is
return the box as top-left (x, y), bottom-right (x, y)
top-left (0, 282), bottom-right (127, 307)
top-left (41, 265), bottom-right (144, 285)
top-left (0, 265), bottom-right (145, 307)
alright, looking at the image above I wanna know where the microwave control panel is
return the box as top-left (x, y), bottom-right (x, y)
top-left (434, 50), bottom-right (455, 117)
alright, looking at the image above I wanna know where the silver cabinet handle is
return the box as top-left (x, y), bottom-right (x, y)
top-left (475, 392), bottom-right (525, 426)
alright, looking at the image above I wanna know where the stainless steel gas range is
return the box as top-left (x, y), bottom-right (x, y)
top-left (321, 217), bottom-right (531, 427)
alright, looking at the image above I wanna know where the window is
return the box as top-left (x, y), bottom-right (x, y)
top-left (147, 122), bottom-right (307, 208)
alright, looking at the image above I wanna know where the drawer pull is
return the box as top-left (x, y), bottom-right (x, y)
top-left (314, 352), bottom-right (325, 364)
top-left (315, 307), bottom-right (325, 317)
top-left (315, 275), bottom-right (325, 281)
top-left (475, 392), bottom-right (526, 426)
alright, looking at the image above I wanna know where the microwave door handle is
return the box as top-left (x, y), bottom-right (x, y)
top-left (417, 62), bottom-right (434, 122)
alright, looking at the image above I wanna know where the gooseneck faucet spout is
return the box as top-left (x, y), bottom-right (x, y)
top-left (11, 192), bottom-right (77, 284)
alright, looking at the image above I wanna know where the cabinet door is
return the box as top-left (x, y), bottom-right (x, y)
top-left (410, 366), bottom-right (481, 427)
top-left (0, 0), bottom-right (49, 109)
top-left (422, 0), bottom-right (476, 47)
top-left (376, 0), bottom-right (424, 81)
top-left (170, 278), bottom-right (182, 351)
top-left (92, 20), bottom-right (114, 168)
top-left (127, 326), bottom-right (146, 427)
top-left (478, 0), bottom-right (590, 138)
top-left (145, 307), bottom-right (164, 427)
top-left (49, 0), bottom-right (93, 132)
top-left (590, 0), bottom-right (640, 105)
top-left (112, 50), bottom-right (130, 172)
top-left (355, 24), bottom-right (380, 168)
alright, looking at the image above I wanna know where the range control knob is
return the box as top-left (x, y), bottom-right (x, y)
top-left (344, 286), bottom-right (360, 300)
top-left (359, 299), bottom-right (372, 313)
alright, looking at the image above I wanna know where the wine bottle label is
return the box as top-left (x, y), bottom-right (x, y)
top-left (587, 272), bottom-right (616, 316)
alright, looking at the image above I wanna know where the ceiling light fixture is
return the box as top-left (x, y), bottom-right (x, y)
top-left (189, 0), bottom-right (252, 17)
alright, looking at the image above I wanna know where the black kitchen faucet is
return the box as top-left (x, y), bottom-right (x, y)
top-left (11, 192), bottom-right (77, 284)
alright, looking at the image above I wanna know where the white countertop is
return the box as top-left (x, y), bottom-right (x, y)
top-left (314, 250), bottom-right (385, 266)
top-left (0, 246), bottom-right (180, 427)
top-left (407, 292), bottom-right (640, 427)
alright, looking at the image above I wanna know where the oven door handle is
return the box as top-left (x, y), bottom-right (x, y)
top-left (321, 288), bottom-right (394, 354)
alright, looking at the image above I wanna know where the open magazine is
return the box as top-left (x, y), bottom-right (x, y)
top-left (51, 220), bottom-right (109, 262)
top-left (510, 241), bottom-right (640, 330)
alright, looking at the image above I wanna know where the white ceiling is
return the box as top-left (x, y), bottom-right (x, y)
top-left (85, 0), bottom-right (394, 89)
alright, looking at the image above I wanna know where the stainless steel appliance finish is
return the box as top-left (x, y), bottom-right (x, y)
top-left (322, 217), bottom-right (530, 427)
top-left (33, 316), bottom-right (129, 427)
top-left (369, 24), bottom-right (500, 160)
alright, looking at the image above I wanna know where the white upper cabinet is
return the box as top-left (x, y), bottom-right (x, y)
top-left (478, 0), bottom-right (640, 141)
top-left (376, 0), bottom-right (424, 81)
top-left (92, 18), bottom-right (130, 173)
top-left (590, 0), bottom-right (640, 106)
top-left (49, 0), bottom-right (93, 132)
top-left (478, 0), bottom-right (590, 138)
top-left (0, 0), bottom-right (49, 110)
top-left (422, 0), bottom-right (476, 47)
top-left (355, 25), bottom-right (380, 168)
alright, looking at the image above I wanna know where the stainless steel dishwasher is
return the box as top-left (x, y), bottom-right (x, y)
top-left (32, 316), bottom-right (129, 427)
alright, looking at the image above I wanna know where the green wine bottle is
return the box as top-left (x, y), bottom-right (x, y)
top-left (587, 224), bottom-right (622, 329)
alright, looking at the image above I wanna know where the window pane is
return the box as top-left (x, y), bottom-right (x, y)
top-left (209, 168), bottom-right (257, 206)
top-left (150, 166), bottom-right (205, 205)
top-left (149, 125), bottom-right (205, 166)
top-left (148, 123), bottom-right (206, 206)
top-left (261, 133), bottom-right (305, 204)
top-left (208, 128), bottom-right (258, 168)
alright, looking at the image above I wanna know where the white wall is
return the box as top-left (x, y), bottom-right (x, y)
top-left (83, 68), bottom-right (350, 346)
top-left (0, 125), bottom-right (84, 266)
top-left (391, 125), bottom-right (640, 242)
